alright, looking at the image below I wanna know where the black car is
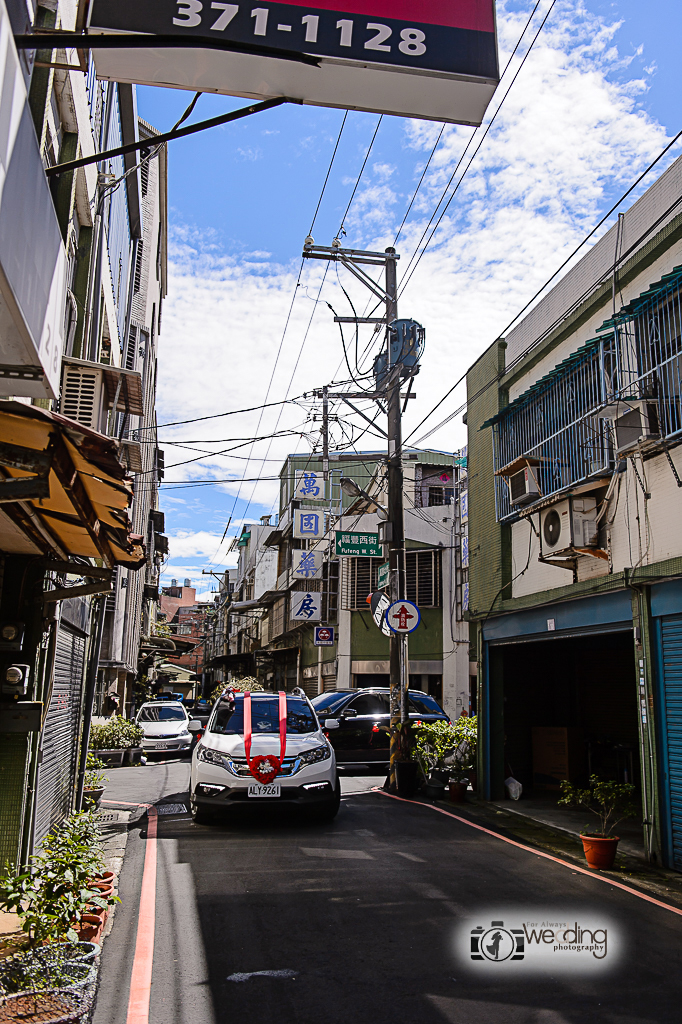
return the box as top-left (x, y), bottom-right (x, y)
top-left (311, 688), bottom-right (449, 770)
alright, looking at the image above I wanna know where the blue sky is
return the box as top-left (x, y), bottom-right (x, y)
top-left (134, 0), bottom-right (682, 598)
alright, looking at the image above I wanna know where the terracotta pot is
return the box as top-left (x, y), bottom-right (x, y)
top-left (581, 834), bottom-right (620, 870)
top-left (88, 881), bottom-right (113, 899)
top-left (93, 871), bottom-right (114, 886)
top-left (448, 781), bottom-right (468, 803)
top-left (76, 914), bottom-right (104, 944)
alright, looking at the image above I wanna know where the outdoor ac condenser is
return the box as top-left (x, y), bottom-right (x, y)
top-left (612, 400), bottom-right (659, 454)
top-left (60, 363), bottom-right (104, 430)
top-left (540, 496), bottom-right (599, 556)
top-left (509, 466), bottom-right (540, 506)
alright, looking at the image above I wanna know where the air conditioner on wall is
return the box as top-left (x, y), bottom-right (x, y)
top-left (509, 466), bottom-right (540, 506)
top-left (540, 497), bottom-right (599, 557)
top-left (602, 399), bottom-right (660, 455)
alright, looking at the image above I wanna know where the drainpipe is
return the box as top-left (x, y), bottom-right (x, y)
top-left (86, 84), bottom-right (115, 362)
top-left (625, 568), bottom-right (656, 862)
top-left (75, 596), bottom-right (107, 812)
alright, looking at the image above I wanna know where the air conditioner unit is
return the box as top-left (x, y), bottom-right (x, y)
top-left (603, 400), bottom-right (659, 455)
top-left (540, 496), bottom-right (599, 557)
top-left (509, 466), bottom-right (540, 506)
top-left (60, 363), bottom-right (104, 430)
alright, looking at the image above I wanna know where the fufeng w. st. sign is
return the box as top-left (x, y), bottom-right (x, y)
top-left (87, 0), bottom-right (499, 123)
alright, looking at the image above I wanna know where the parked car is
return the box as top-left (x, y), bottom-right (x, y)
top-left (136, 701), bottom-right (192, 758)
top-left (311, 688), bottom-right (450, 770)
top-left (190, 691), bottom-right (339, 824)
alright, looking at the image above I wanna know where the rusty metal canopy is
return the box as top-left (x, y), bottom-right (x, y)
top-left (0, 401), bottom-right (145, 569)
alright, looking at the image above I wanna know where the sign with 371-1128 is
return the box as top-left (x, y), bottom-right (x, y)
top-left (88, 1), bottom-right (499, 125)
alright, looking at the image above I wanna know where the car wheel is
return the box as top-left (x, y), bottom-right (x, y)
top-left (190, 800), bottom-right (216, 826)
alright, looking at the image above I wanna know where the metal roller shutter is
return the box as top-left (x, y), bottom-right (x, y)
top-left (34, 626), bottom-right (86, 847)
top-left (661, 615), bottom-right (682, 871)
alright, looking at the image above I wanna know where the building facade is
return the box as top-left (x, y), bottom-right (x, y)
top-left (466, 151), bottom-right (682, 871)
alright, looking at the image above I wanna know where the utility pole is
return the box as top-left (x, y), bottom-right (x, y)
top-left (322, 385), bottom-right (329, 481)
top-left (303, 238), bottom-right (411, 792)
top-left (384, 248), bottom-right (406, 791)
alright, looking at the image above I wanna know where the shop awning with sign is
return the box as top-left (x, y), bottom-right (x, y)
top-left (77, 0), bottom-right (499, 125)
top-left (0, 401), bottom-right (145, 569)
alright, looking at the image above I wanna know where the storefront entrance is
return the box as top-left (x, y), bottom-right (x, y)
top-left (492, 630), bottom-right (638, 798)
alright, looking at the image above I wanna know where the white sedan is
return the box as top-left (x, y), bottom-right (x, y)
top-left (136, 701), bottom-right (192, 757)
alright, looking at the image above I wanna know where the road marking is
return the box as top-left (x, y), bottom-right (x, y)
top-left (126, 805), bottom-right (158, 1024)
top-left (355, 829), bottom-right (376, 837)
top-left (228, 969), bottom-right (298, 982)
top-left (411, 882), bottom-right (449, 900)
top-left (301, 847), bottom-right (374, 859)
top-left (375, 790), bottom-right (682, 918)
top-left (396, 851), bottom-right (426, 862)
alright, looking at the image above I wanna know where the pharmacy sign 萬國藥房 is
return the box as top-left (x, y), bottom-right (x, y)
top-left (87, 0), bottom-right (499, 125)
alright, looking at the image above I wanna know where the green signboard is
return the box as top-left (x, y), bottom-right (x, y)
top-left (377, 562), bottom-right (390, 589)
top-left (335, 530), bottom-right (381, 558)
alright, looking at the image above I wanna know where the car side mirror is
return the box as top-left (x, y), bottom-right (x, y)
top-left (324, 718), bottom-right (340, 730)
top-left (188, 720), bottom-right (203, 733)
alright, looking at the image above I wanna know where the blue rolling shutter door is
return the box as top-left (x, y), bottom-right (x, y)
top-left (661, 616), bottom-right (682, 870)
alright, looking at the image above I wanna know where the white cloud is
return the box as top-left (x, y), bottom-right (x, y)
top-left (156, 0), bottom-right (677, 546)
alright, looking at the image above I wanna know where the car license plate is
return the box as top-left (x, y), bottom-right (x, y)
top-left (247, 783), bottom-right (281, 798)
top-left (155, 743), bottom-right (168, 749)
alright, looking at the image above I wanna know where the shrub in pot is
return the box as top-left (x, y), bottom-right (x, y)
top-left (558, 775), bottom-right (637, 870)
top-left (412, 717), bottom-right (477, 796)
top-left (89, 716), bottom-right (144, 754)
top-left (83, 754), bottom-right (107, 810)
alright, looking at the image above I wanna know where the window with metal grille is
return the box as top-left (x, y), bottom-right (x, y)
top-left (323, 560), bottom-right (339, 622)
top-left (428, 486), bottom-right (454, 506)
top-left (405, 550), bottom-right (441, 606)
top-left (140, 159), bottom-right (149, 197)
top-left (341, 558), bottom-right (383, 610)
top-left (270, 596), bottom-right (287, 639)
top-left (133, 242), bottom-right (144, 293)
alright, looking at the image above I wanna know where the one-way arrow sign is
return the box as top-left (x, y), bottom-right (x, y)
top-left (385, 600), bottom-right (421, 634)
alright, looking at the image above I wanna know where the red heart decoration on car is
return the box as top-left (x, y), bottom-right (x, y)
top-left (250, 755), bottom-right (281, 784)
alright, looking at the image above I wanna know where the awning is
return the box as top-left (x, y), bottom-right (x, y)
top-left (139, 635), bottom-right (176, 653)
top-left (0, 401), bottom-right (145, 568)
top-left (205, 652), bottom-right (255, 669)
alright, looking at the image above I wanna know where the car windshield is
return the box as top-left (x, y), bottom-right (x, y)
top-left (210, 696), bottom-right (317, 735)
top-left (409, 694), bottom-right (446, 716)
top-left (310, 692), bottom-right (350, 715)
top-left (138, 706), bottom-right (186, 722)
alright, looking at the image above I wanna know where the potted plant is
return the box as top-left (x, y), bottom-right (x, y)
top-left (412, 720), bottom-right (458, 798)
top-left (89, 716), bottom-right (144, 766)
top-left (83, 753), bottom-right (107, 810)
top-left (558, 775), bottom-right (637, 870)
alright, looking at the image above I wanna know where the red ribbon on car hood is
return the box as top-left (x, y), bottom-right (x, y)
top-left (243, 691), bottom-right (287, 784)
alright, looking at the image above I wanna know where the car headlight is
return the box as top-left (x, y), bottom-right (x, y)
top-left (180, 726), bottom-right (190, 735)
top-left (197, 746), bottom-right (227, 768)
top-left (298, 744), bottom-right (331, 766)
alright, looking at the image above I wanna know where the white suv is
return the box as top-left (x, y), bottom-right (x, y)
top-left (136, 701), bottom-right (192, 757)
top-left (190, 691), bottom-right (339, 823)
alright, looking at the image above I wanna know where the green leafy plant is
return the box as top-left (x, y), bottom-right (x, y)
top-left (208, 677), bottom-right (264, 704)
top-left (84, 752), bottom-right (107, 791)
top-left (90, 716), bottom-right (144, 750)
top-left (411, 716), bottom-right (477, 782)
top-left (558, 775), bottom-right (637, 837)
top-left (0, 811), bottom-right (117, 946)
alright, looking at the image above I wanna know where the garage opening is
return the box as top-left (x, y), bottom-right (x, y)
top-left (499, 630), bottom-right (638, 795)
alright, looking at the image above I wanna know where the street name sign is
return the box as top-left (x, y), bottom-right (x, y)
top-left (291, 591), bottom-right (322, 620)
top-left (377, 561), bottom-right (389, 589)
top-left (385, 599), bottom-right (420, 633)
top-left (314, 625), bottom-right (335, 646)
top-left (335, 530), bottom-right (381, 557)
top-left (87, 1), bottom-right (499, 124)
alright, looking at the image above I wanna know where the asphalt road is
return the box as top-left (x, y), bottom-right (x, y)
top-left (94, 763), bottom-right (682, 1024)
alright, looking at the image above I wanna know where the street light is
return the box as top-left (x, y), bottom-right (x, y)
top-left (339, 477), bottom-right (388, 518)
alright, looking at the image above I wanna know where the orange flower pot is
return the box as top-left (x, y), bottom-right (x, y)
top-left (76, 913), bottom-right (104, 943)
top-left (581, 834), bottom-right (619, 870)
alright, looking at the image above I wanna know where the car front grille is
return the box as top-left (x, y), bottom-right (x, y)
top-left (227, 757), bottom-right (300, 778)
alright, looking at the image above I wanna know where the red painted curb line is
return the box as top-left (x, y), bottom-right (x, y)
top-left (373, 788), bottom-right (682, 918)
top-left (125, 805), bottom-right (158, 1024)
